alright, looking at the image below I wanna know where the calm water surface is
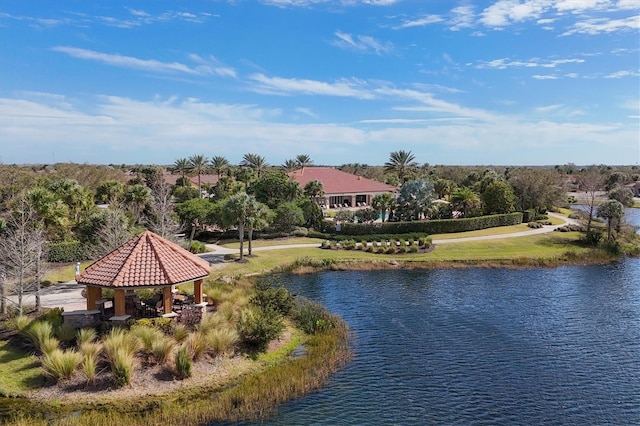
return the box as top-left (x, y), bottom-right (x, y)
top-left (242, 212), bottom-right (640, 425)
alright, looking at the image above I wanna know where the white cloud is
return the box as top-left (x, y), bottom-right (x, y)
top-left (448, 5), bottom-right (476, 30)
top-left (604, 70), bottom-right (640, 78)
top-left (295, 107), bottom-right (318, 118)
top-left (533, 74), bottom-right (559, 79)
top-left (52, 47), bottom-right (236, 77)
top-left (562, 15), bottom-right (640, 35)
top-left (248, 74), bottom-right (375, 99)
top-left (331, 31), bottom-right (393, 54)
top-left (394, 14), bottom-right (444, 29)
top-left (475, 57), bottom-right (585, 69)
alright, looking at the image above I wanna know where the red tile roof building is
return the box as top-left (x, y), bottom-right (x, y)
top-left (288, 167), bottom-right (396, 208)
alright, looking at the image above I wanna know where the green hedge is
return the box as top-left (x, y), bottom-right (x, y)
top-left (339, 213), bottom-right (523, 236)
top-left (46, 240), bottom-right (86, 263)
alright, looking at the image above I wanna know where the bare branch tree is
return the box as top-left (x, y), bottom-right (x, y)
top-left (577, 167), bottom-right (605, 234)
top-left (147, 175), bottom-right (181, 241)
top-left (85, 208), bottom-right (133, 259)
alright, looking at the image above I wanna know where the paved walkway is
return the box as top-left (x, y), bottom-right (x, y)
top-left (12, 212), bottom-right (577, 312)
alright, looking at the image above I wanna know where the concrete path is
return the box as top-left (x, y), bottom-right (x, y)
top-left (11, 212), bottom-right (577, 312)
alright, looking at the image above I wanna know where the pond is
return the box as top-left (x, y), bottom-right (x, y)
top-left (243, 211), bottom-right (640, 425)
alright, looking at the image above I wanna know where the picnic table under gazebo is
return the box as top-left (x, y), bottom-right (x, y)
top-left (75, 230), bottom-right (211, 322)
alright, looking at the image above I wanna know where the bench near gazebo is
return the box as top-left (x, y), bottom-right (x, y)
top-left (64, 231), bottom-right (211, 328)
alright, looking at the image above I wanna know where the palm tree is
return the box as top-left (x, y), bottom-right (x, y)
top-left (188, 154), bottom-right (209, 197)
top-left (173, 158), bottom-right (190, 187)
top-left (451, 187), bottom-right (480, 218)
top-left (597, 199), bottom-right (624, 241)
top-left (123, 184), bottom-right (151, 224)
top-left (210, 156), bottom-right (230, 178)
top-left (295, 154), bottom-right (313, 169)
top-left (303, 180), bottom-right (324, 203)
top-left (246, 202), bottom-right (273, 256)
top-left (234, 166), bottom-right (255, 189)
top-left (384, 150), bottom-right (417, 183)
top-left (371, 193), bottom-right (394, 222)
top-left (241, 153), bottom-right (268, 177)
top-left (281, 159), bottom-right (298, 172)
top-left (221, 192), bottom-right (257, 261)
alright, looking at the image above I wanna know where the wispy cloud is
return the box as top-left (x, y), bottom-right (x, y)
top-left (533, 75), bottom-right (559, 80)
top-left (394, 14), bottom-right (444, 29)
top-left (330, 31), bottom-right (393, 54)
top-left (448, 5), bottom-right (476, 31)
top-left (604, 70), bottom-right (640, 78)
top-left (562, 15), bottom-right (640, 35)
top-left (52, 47), bottom-right (236, 77)
top-left (474, 57), bottom-right (585, 69)
top-left (249, 74), bottom-right (375, 98)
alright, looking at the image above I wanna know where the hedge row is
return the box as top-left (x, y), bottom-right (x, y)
top-left (338, 212), bottom-right (523, 236)
top-left (46, 240), bottom-right (86, 263)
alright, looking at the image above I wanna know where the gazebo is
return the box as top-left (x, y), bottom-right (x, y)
top-left (77, 231), bottom-right (211, 320)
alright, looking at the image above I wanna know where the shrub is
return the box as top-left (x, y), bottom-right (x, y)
top-left (175, 345), bottom-right (192, 380)
top-left (189, 241), bottom-right (207, 254)
top-left (46, 240), bottom-right (85, 262)
top-left (527, 222), bottom-right (543, 229)
top-left (41, 349), bottom-right (82, 382)
top-left (238, 308), bottom-right (284, 351)
top-left (151, 336), bottom-right (176, 365)
top-left (133, 317), bottom-right (173, 334)
top-left (409, 245), bottom-right (419, 253)
top-left (38, 308), bottom-right (64, 329)
top-left (583, 230), bottom-right (603, 246)
top-left (292, 227), bottom-right (309, 237)
top-left (291, 298), bottom-right (335, 335)
top-left (251, 280), bottom-right (294, 316)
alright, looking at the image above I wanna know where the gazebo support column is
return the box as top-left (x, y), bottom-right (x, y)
top-left (194, 279), bottom-right (203, 304)
top-left (163, 287), bottom-right (173, 315)
top-left (114, 289), bottom-right (126, 316)
top-left (86, 286), bottom-right (102, 311)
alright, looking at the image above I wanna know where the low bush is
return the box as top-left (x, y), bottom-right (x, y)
top-left (527, 222), bottom-right (543, 229)
top-left (582, 230), bottom-right (603, 246)
top-left (252, 280), bottom-right (294, 316)
top-left (238, 307), bottom-right (284, 351)
top-left (555, 224), bottom-right (584, 232)
top-left (189, 241), bottom-right (207, 254)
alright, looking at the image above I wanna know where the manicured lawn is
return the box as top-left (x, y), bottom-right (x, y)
top-left (211, 232), bottom-right (589, 278)
top-left (218, 238), bottom-right (324, 249)
top-left (0, 340), bottom-right (43, 397)
top-left (431, 224), bottom-right (530, 240)
top-left (42, 261), bottom-right (92, 284)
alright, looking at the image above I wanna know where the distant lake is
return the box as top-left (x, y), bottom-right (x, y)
top-left (239, 210), bottom-right (640, 425)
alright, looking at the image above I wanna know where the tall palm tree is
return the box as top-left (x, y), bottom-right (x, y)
top-left (221, 192), bottom-right (257, 261)
top-left (281, 159), bottom-right (298, 172)
top-left (384, 150), bottom-right (417, 183)
top-left (451, 187), bottom-right (480, 218)
top-left (241, 153), bottom-right (268, 177)
top-left (246, 202), bottom-right (273, 256)
top-left (295, 154), bottom-right (313, 169)
top-left (234, 166), bottom-right (255, 190)
top-left (173, 158), bottom-right (190, 187)
top-left (597, 199), bottom-right (624, 241)
top-left (210, 156), bottom-right (230, 178)
top-left (188, 154), bottom-right (209, 197)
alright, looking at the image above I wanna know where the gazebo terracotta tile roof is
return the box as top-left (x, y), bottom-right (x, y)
top-left (78, 231), bottom-right (211, 288)
top-left (288, 167), bottom-right (396, 195)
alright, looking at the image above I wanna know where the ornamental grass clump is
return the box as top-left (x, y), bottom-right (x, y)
top-left (23, 320), bottom-right (53, 353)
top-left (76, 328), bottom-right (97, 346)
top-left (103, 328), bottom-right (140, 365)
top-left (40, 336), bottom-right (60, 355)
top-left (172, 324), bottom-right (190, 343)
top-left (79, 341), bottom-right (102, 360)
top-left (81, 352), bottom-right (98, 385)
top-left (13, 315), bottom-right (32, 333)
top-left (292, 298), bottom-right (335, 334)
top-left (206, 327), bottom-right (239, 356)
top-left (41, 348), bottom-right (82, 382)
top-left (175, 344), bottom-right (192, 380)
top-left (151, 336), bottom-right (175, 365)
top-left (110, 347), bottom-right (135, 388)
top-left (186, 332), bottom-right (208, 361)
top-left (55, 323), bottom-right (77, 345)
top-left (130, 325), bottom-right (163, 352)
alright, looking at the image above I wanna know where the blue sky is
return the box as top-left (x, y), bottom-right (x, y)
top-left (1, 1), bottom-right (638, 167)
